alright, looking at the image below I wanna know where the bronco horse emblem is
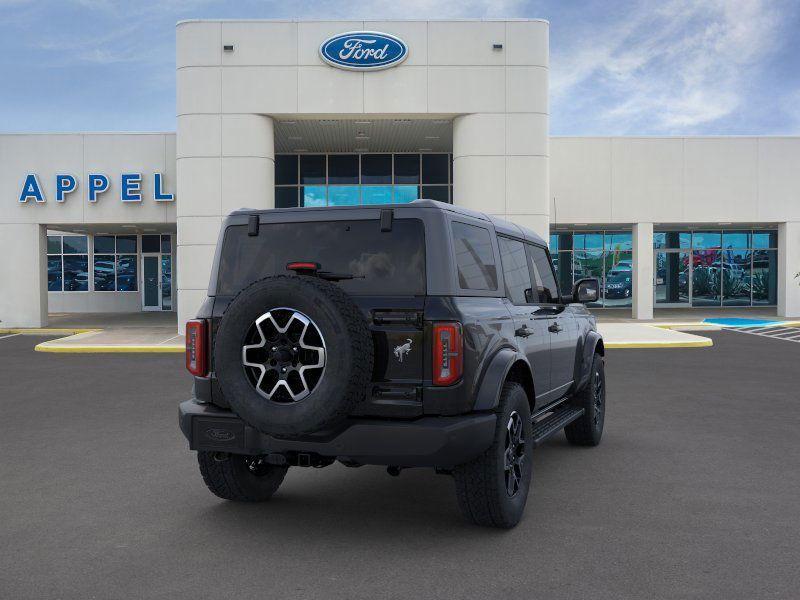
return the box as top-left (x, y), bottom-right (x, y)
top-left (393, 338), bottom-right (413, 363)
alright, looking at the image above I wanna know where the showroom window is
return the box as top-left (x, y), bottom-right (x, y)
top-left (93, 235), bottom-right (138, 292)
top-left (549, 231), bottom-right (632, 307)
top-left (47, 235), bottom-right (89, 292)
top-left (274, 153), bottom-right (453, 207)
top-left (654, 229), bottom-right (777, 307)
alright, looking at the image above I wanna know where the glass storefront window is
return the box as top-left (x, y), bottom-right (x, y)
top-left (573, 250), bottom-right (603, 307)
top-left (47, 235), bottom-right (62, 254)
top-left (300, 155), bottom-right (325, 184)
top-left (116, 235), bottom-right (137, 254)
top-left (141, 234), bottom-right (160, 253)
top-left (328, 186), bottom-right (360, 206)
top-left (63, 255), bottom-right (89, 291)
top-left (394, 185), bottom-right (418, 203)
top-left (691, 250), bottom-right (721, 306)
top-left (116, 256), bottom-right (137, 292)
top-left (554, 250), bottom-right (573, 297)
top-left (275, 153), bottom-right (452, 207)
top-left (722, 249), bottom-right (752, 306)
top-left (655, 251), bottom-right (690, 305)
top-left (722, 231), bottom-right (750, 249)
top-left (63, 235), bottom-right (88, 254)
top-left (752, 249), bottom-right (777, 304)
top-left (47, 234), bottom-right (88, 292)
top-left (752, 231), bottom-right (778, 249)
top-left (328, 155), bottom-right (358, 184)
top-left (654, 231), bottom-right (690, 249)
top-left (94, 235), bottom-right (115, 253)
top-left (161, 235), bottom-right (171, 254)
top-left (604, 232), bottom-right (632, 251)
top-left (361, 154), bottom-right (391, 184)
top-left (47, 256), bottom-right (62, 291)
top-left (604, 250), bottom-right (633, 306)
top-left (361, 186), bottom-right (393, 204)
top-left (692, 231), bottom-right (721, 249)
top-left (394, 154), bottom-right (419, 184)
top-left (574, 233), bottom-right (603, 250)
top-left (302, 185), bottom-right (326, 207)
top-left (93, 255), bottom-right (116, 291)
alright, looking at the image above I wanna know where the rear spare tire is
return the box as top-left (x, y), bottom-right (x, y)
top-left (214, 275), bottom-right (373, 437)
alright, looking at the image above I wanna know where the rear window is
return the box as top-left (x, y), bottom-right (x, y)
top-left (216, 219), bottom-right (426, 296)
top-left (451, 222), bottom-right (498, 291)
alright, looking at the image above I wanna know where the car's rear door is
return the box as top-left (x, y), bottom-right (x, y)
top-left (497, 235), bottom-right (551, 402)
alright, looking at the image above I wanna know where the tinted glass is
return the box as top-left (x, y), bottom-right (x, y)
top-left (722, 231), bottom-right (750, 249)
top-left (117, 255), bottom-right (137, 291)
top-left (161, 235), bottom-right (171, 254)
top-left (527, 244), bottom-right (559, 304)
top-left (361, 186), bottom-right (392, 205)
top-left (47, 256), bottom-right (62, 291)
top-left (555, 250), bottom-right (573, 296)
top-left (328, 186), bottom-right (360, 206)
top-left (328, 155), bottom-right (358, 184)
top-left (654, 231), bottom-right (691, 249)
top-left (116, 235), bottom-right (137, 254)
top-left (94, 255), bottom-right (116, 291)
top-left (275, 155), bottom-right (298, 185)
top-left (692, 231), bottom-right (721, 249)
top-left (301, 186), bottom-right (326, 207)
top-left (752, 249), bottom-right (777, 304)
top-left (655, 251), bottom-right (690, 305)
top-left (361, 154), bottom-right (391, 184)
top-left (94, 235), bottom-right (115, 253)
top-left (47, 235), bottom-right (61, 254)
top-left (604, 251), bottom-right (633, 306)
top-left (162, 255), bottom-right (172, 309)
top-left (63, 255), bottom-right (88, 291)
top-left (722, 249), bottom-right (751, 306)
top-left (574, 233), bottom-right (603, 250)
top-left (692, 250), bottom-right (721, 305)
top-left (752, 230), bottom-right (777, 249)
top-left (573, 250), bottom-right (603, 306)
top-left (422, 154), bottom-right (448, 184)
top-left (451, 222), bottom-right (498, 291)
top-left (217, 219), bottom-right (426, 296)
top-left (605, 232), bottom-right (632, 251)
top-left (421, 186), bottom-right (449, 203)
top-left (498, 237), bottom-right (533, 304)
top-left (62, 235), bottom-right (87, 254)
top-left (394, 154), bottom-right (419, 184)
top-left (275, 187), bottom-right (298, 208)
top-left (300, 155), bottom-right (326, 184)
top-left (141, 234), bottom-right (160, 253)
top-left (394, 185), bottom-right (418, 203)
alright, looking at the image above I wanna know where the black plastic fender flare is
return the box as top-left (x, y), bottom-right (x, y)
top-left (575, 330), bottom-right (604, 391)
top-left (472, 347), bottom-right (532, 411)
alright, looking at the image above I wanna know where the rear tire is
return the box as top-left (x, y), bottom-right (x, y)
top-left (565, 352), bottom-right (605, 446)
top-left (453, 382), bottom-right (533, 528)
top-left (197, 452), bottom-right (288, 502)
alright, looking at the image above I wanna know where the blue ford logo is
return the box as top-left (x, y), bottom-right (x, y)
top-left (319, 31), bottom-right (408, 71)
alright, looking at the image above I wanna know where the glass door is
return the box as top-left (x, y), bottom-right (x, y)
top-left (142, 255), bottom-right (161, 311)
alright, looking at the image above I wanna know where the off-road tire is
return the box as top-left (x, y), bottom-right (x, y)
top-left (565, 352), bottom-right (605, 446)
top-left (197, 451), bottom-right (288, 502)
top-left (453, 382), bottom-right (533, 528)
top-left (214, 275), bottom-right (373, 437)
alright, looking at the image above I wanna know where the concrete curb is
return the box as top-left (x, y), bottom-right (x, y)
top-left (34, 343), bottom-right (183, 354)
top-left (605, 338), bottom-right (713, 349)
top-left (0, 328), bottom-right (100, 335)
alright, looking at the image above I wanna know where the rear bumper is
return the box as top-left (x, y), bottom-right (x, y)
top-left (179, 399), bottom-right (496, 468)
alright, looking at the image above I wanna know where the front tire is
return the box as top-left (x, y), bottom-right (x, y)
top-left (565, 352), bottom-right (605, 446)
top-left (453, 382), bottom-right (533, 528)
top-left (197, 452), bottom-right (288, 502)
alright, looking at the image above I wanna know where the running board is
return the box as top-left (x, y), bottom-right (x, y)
top-left (531, 405), bottom-right (584, 447)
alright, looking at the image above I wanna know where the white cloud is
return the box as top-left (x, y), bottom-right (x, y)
top-left (551, 0), bottom-right (790, 133)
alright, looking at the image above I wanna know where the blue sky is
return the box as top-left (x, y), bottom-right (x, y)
top-left (1, 0), bottom-right (798, 135)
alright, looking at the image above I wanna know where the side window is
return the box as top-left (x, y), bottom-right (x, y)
top-left (527, 244), bottom-right (561, 304)
top-left (498, 236), bottom-right (534, 304)
top-left (451, 222), bottom-right (498, 291)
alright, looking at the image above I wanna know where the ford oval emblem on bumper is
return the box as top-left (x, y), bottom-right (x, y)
top-left (205, 428), bottom-right (236, 442)
top-left (319, 31), bottom-right (408, 71)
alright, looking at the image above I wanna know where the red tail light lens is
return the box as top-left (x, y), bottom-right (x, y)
top-left (433, 322), bottom-right (463, 386)
top-left (186, 319), bottom-right (208, 377)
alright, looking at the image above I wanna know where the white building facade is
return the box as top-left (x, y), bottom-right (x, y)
top-left (0, 19), bottom-right (798, 329)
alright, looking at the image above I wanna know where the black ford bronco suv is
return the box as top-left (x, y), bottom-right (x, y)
top-left (180, 200), bottom-right (605, 528)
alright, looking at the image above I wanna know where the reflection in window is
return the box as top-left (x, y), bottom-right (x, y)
top-left (93, 255), bottom-right (116, 291)
top-left (527, 244), bottom-right (559, 304)
top-left (302, 186), bottom-right (326, 207)
top-left (394, 185), bottom-right (418, 203)
top-left (63, 255), bottom-right (89, 291)
top-left (47, 256), bottom-right (62, 291)
top-left (117, 256), bottom-right (137, 291)
top-left (47, 235), bottom-right (88, 292)
top-left (498, 237), bottom-right (532, 304)
top-left (753, 250), bottom-right (777, 305)
top-left (452, 222), bottom-right (497, 291)
top-left (328, 186), bottom-right (360, 206)
top-left (362, 186), bottom-right (393, 205)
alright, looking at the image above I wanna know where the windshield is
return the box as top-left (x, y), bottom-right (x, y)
top-left (216, 218), bottom-right (426, 296)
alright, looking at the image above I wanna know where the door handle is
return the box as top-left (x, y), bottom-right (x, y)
top-left (515, 325), bottom-right (533, 338)
top-left (548, 322), bottom-right (562, 334)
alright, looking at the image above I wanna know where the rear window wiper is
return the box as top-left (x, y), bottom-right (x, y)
top-left (286, 262), bottom-right (364, 282)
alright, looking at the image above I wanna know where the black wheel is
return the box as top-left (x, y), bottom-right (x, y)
top-left (197, 451), bottom-right (288, 502)
top-left (214, 275), bottom-right (373, 437)
top-left (453, 382), bottom-right (533, 528)
top-left (565, 352), bottom-right (605, 446)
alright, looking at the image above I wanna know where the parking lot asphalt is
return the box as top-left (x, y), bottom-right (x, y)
top-left (1, 332), bottom-right (799, 600)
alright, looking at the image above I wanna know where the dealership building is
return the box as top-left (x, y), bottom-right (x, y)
top-left (1, 18), bottom-right (798, 329)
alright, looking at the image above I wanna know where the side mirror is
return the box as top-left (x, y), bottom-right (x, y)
top-left (572, 277), bottom-right (600, 304)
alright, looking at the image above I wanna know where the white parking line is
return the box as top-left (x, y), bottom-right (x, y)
top-left (0, 333), bottom-right (21, 341)
top-left (725, 326), bottom-right (800, 343)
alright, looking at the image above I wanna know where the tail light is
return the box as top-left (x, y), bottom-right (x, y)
top-left (433, 322), bottom-right (463, 386)
top-left (186, 319), bottom-right (208, 377)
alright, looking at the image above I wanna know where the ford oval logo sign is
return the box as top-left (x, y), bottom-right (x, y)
top-left (319, 31), bottom-right (408, 71)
